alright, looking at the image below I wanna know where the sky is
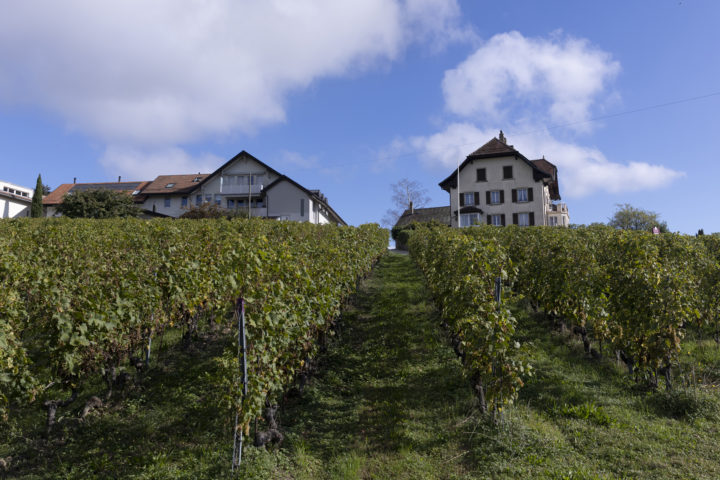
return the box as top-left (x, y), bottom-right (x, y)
top-left (1, 0), bottom-right (719, 233)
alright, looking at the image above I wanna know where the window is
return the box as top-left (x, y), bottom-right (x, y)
top-left (460, 213), bottom-right (480, 227)
top-left (503, 166), bottom-right (513, 179)
top-left (512, 187), bottom-right (533, 203)
top-left (181, 196), bottom-right (188, 207)
top-left (214, 194), bottom-right (222, 206)
top-left (227, 199), bottom-right (235, 208)
top-left (237, 199), bottom-right (246, 207)
top-left (463, 192), bottom-right (474, 205)
top-left (476, 168), bottom-right (487, 182)
top-left (165, 183), bottom-right (175, 188)
top-left (164, 197), bottom-right (171, 208)
top-left (300, 198), bottom-right (305, 217)
top-left (192, 176), bottom-right (202, 183)
top-left (513, 212), bottom-right (535, 226)
top-left (487, 190), bottom-right (504, 205)
top-left (205, 194), bottom-right (212, 203)
top-left (196, 195), bottom-right (202, 206)
top-left (549, 216), bottom-right (558, 226)
top-left (489, 214), bottom-right (505, 226)
top-left (253, 198), bottom-right (264, 208)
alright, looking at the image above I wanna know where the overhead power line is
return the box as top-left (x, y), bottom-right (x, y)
top-left (368, 89), bottom-right (720, 165)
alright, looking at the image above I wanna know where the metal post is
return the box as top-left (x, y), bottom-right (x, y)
top-left (494, 277), bottom-right (502, 305)
top-left (232, 298), bottom-right (249, 472)
top-left (456, 156), bottom-right (460, 228)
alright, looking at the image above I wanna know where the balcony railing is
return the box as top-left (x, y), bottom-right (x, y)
top-left (220, 184), bottom-right (263, 195)
top-left (548, 203), bottom-right (568, 213)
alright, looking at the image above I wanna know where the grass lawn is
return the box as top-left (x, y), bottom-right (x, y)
top-left (2, 251), bottom-right (720, 479)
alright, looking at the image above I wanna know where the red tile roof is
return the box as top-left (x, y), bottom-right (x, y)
top-left (469, 137), bottom-right (519, 157)
top-left (141, 174), bottom-right (210, 195)
top-left (43, 181), bottom-right (151, 205)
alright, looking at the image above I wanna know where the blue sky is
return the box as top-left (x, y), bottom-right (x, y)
top-left (1, 1), bottom-right (719, 232)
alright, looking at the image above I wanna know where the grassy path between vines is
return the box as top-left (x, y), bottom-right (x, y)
top-left (240, 250), bottom-right (477, 479)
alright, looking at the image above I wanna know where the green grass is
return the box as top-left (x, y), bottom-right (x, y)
top-left (2, 251), bottom-right (720, 479)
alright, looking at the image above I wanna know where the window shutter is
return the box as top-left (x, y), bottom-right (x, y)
top-left (474, 192), bottom-right (479, 205)
top-left (486, 191), bottom-right (491, 204)
top-left (529, 212), bottom-right (535, 226)
top-left (459, 193), bottom-right (465, 207)
top-left (500, 190), bottom-right (505, 204)
top-left (501, 214), bottom-right (506, 226)
top-left (511, 189), bottom-right (517, 203)
top-left (487, 215), bottom-right (491, 225)
top-left (528, 187), bottom-right (533, 201)
top-left (513, 213), bottom-right (518, 225)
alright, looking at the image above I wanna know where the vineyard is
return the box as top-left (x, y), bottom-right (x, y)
top-left (3, 219), bottom-right (720, 478)
top-left (0, 218), bottom-right (387, 459)
top-left (409, 224), bottom-right (720, 410)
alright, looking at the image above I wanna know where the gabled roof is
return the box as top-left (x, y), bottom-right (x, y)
top-left (192, 150), bottom-right (282, 190)
top-left (439, 135), bottom-right (553, 192)
top-left (141, 174), bottom-right (210, 195)
top-left (264, 175), bottom-right (346, 226)
top-left (43, 181), bottom-right (151, 205)
top-left (394, 206), bottom-right (452, 228)
top-left (469, 137), bottom-right (519, 157)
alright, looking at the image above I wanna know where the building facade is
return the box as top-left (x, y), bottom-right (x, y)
top-left (0, 180), bottom-right (33, 218)
top-left (43, 151), bottom-right (346, 225)
top-left (439, 132), bottom-right (570, 228)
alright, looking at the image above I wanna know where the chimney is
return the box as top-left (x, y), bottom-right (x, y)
top-left (498, 130), bottom-right (506, 144)
top-left (73, 177), bottom-right (76, 184)
top-left (118, 176), bottom-right (122, 182)
top-left (410, 201), bottom-right (414, 214)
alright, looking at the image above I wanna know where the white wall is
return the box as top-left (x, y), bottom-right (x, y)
top-left (266, 181), bottom-right (309, 222)
top-left (449, 155), bottom-right (547, 227)
top-left (141, 195), bottom-right (189, 218)
top-left (0, 197), bottom-right (30, 218)
top-left (0, 180), bottom-right (33, 218)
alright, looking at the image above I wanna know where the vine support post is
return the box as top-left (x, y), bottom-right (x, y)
top-left (494, 277), bottom-right (502, 306)
top-left (145, 319), bottom-right (153, 368)
top-left (232, 297), bottom-right (248, 473)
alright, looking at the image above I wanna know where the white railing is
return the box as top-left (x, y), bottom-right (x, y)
top-left (220, 184), bottom-right (263, 195)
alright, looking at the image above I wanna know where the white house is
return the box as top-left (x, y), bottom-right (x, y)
top-left (44, 151), bottom-right (346, 225)
top-left (439, 132), bottom-right (570, 228)
top-left (0, 180), bottom-right (33, 218)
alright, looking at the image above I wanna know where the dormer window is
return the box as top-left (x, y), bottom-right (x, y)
top-left (165, 183), bottom-right (176, 188)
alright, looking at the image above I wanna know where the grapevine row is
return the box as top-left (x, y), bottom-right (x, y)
top-left (410, 223), bottom-right (720, 397)
top-left (408, 225), bottom-right (530, 413)
top-left (0, 218), bottom-right (387, 434)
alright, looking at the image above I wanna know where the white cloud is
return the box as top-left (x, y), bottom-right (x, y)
top-left (407, 123), bottom-right (684, 197)
top-left (0, 0), bottom-right (467, 148)
top-left (99, 145), bottom-right (223, 180)
top-left (442, 31), bottom-right (620, 128)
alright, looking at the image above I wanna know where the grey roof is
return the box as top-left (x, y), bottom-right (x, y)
top-left (394, 206), bottom-right (452, 228)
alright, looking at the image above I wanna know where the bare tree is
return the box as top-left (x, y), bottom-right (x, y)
top-left (381, 178), bottom-right (431, 227)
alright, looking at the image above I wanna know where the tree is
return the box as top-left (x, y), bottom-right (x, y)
top-left (57, 189), bottom-right (141, 218)
top-left (31, 174), bottom-right (44, 218)
top-left (381, 178), bottom-right (431, 227)
top-left (608, 203), bottom-right (668, 232)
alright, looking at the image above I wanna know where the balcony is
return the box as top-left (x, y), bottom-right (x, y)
top-left (220, 183), bottom-right (263, 195)
top-left (548, 203), bottom-right (568, 213)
